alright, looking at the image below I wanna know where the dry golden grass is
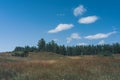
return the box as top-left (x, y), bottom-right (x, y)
top-left (0, 52), bottom-right (120, 80)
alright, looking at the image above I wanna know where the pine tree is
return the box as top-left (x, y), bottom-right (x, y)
top-left (38, 38), bottom-right (46, 51)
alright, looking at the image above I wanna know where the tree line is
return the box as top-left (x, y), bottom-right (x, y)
top-left (12, 38), bottom-right (120, 57)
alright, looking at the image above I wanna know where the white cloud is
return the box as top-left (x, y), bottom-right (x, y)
top-left (85, 31), bottom-right (117, 40)
top-left (73, 5), bottom-right (86, 16)
top-left (78, 16), bottom-right (98, 24)
top-left (98, 40), bottom-right (105, 45)
top-left (67, 33), bottom-right (81, 43)
top-left (48, 24), bottom-right (74, 33)
top-left (77, 43), bottom-right (87, 46)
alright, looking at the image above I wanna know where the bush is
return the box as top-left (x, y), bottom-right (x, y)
top-left (12, 51), bottom-right (29, 57)
top-left (98, 51), bottom-right (113, 57)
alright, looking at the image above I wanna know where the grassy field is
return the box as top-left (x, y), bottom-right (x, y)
top-left (0, 52), bottom-right (120, 80)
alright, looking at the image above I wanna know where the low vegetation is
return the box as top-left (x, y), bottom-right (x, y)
top-left (0, 52), bottom-right (120, 80)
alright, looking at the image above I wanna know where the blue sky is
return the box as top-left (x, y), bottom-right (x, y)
top-left (0, 0), bottom-right (120, 52)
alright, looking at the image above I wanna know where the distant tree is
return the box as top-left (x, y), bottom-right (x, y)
top-left (71, 46), bottom-right (77, 56)
top-left (46, 40), bottom-right (58, 53)
top-left (14, 47), bottom-right (24, 52)
top-left (38, 38), bottom-right (46, 51)
top-left (59, 45), bottom-right (66, 55)
top-left (55, 45), bottom-right (60, 54)
top-left (24, 46), bottom-right (31, 52)
top-left (13, 38), bottom-right (120, 56)
top-left (66, 46), bottom-right (73, 56)
top-left (113, 43), bottom-right (120, 54)
top-left (50, 40), bottom-right (58, 53)
top-left (30, 46), bottom-right (38, 52)
top-left (74, 46), bottom-right (81, 55)
top-left (46, 42), bottom-right (52, 52)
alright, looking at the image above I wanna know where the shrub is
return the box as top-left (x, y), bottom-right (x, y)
top-left (12, 51), bottom-right (29, 57)
top-left (98, 51), bottom-right (113, 57)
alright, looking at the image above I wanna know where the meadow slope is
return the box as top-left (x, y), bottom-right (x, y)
top-left (0, 52), bottom-right (120, 80)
